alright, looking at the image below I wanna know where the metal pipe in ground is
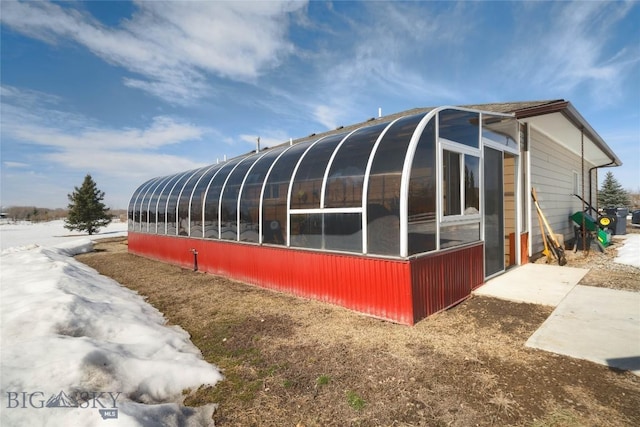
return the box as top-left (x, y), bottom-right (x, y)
top-left (190, 248), bottom-right (198, 272)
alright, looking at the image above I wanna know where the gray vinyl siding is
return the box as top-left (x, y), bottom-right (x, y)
top-left (529, 127), bottom-right (597, 255)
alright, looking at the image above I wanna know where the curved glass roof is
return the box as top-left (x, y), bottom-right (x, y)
top-left (129, 107), bottom-right (519, 258)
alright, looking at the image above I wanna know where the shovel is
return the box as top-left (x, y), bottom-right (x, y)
top-left (532, 188), bottom-right (567, 266)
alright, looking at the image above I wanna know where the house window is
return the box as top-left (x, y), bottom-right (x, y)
top-left (572, 170), bottom-right (580, 195)
top-left (442, 150), bottom-right (480, 217)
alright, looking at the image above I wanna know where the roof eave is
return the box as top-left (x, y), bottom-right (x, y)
top-left (514, 100), bottom-right (621, 167)
top-left (563, 102), bottom-right (622, 167)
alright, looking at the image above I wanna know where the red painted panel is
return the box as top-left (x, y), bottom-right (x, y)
top-left (520, 232), bottom-right (529, 265)
top-left (409, 243), bottom-right (484, 322)
top-left (128, 233), bottom-right (415, 325)
top-left (128, 233), bottom-right (484, 325)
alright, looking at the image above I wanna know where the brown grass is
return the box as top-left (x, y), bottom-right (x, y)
top-left (77, 238), bottom-right (640, 426)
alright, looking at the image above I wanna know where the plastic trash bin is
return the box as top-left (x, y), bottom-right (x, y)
top-left (633, 210), bottom-right (640, 225)
top-left (615, 208), bottom-right (628, 235)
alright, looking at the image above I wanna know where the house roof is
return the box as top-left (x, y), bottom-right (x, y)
top-left (284, 99), bottom-right (621, 167)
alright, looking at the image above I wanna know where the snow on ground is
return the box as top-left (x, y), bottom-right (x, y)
top-left (0, 219), bottom-right (128, 251)
top-left (614, 234), bottom-right (640, 268)
top-left (1, 224), bottom-right (222, 426)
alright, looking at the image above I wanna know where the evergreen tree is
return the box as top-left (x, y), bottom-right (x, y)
top-left (598, 171), bottom-right (630, 208)
top-left (65, 174), bottom-right (112, 235)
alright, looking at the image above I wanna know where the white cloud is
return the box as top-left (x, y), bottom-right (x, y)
top-left (505, 1), bottom-right (639, 103)
top-left (282, 1), bottom-right (475, 129)
top-left (2, 161), bottom-right (29, 168)
top-left (0, 0), bottom-right (308, 104)
top-left (0, 85), bottom-right (212, 207)
top-left (312, 104), bottom-right (341, 130)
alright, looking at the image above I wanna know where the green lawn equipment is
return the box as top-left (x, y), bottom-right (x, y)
top-left (570, 194), bottom-right (613, 251)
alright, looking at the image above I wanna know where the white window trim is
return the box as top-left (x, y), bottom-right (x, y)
top-left (440, 143), bottom-right (482, 224)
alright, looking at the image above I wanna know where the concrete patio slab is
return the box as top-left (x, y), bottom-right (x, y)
top-left (526, 285), bottom-right (640, 375)
top-left (473, 263), bottom-right (589, 307)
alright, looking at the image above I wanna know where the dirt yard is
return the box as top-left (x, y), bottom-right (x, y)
top-left (77, 231), bottom-right (640, 427)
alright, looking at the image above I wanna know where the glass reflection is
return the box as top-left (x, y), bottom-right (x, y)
top-left (439, 109), bottom-right (479, 148)
top-left (290, 134), bottom-right (345, 210)
top-left (367, 113), bottom-right (427, 256)
top-left (261, 141), bottom-right (313, 245)
top-left (408, 119), bottom-right (436, 255)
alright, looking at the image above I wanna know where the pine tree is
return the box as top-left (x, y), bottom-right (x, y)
top-left (65, 174), bottom-right (112, 235)
top-left (598, 171), bottom-right (630, 208)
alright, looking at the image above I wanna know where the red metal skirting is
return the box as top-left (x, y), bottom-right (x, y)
top-left (128, 233), bottom-right (484, 325)
top-left (409, 243), bottom-right (484, 321)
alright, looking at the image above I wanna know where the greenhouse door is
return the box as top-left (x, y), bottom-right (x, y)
top-left (484, 147), bottom-right (518, 278)
top-left (484, 147), bottom-right (504, 277)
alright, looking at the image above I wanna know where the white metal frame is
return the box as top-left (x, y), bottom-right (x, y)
top-left (286, 135), bottom-right (332, 247)
top-left (235, 150), bottom-right (271, 241)
top-left (133, 178), bottom-right (160, 231)
top-left (186, 164), bottom-right (219, 237)
top-left (361, 117), bottom-right (403, 254)
top-left (217, 155), bottom-right (257, 239)
top-left (257, 143), bottom-right (298, 244)
top-left (148, 175), bottom-right (174, 234)
top-left (131, 105), bottom-right (530, 268)
top-left (174, 168), bottom-right (208, 236)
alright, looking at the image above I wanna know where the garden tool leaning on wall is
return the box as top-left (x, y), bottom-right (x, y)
top-left (531, 188), bottom-right (567, 266)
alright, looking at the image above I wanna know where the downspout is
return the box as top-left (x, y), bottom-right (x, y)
top-left (588, 160), bottom-right (616, 211)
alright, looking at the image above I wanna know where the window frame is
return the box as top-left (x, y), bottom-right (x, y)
top-left (439, 140), bottom-right (482, 224)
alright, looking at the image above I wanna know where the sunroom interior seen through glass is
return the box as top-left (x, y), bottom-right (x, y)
top-left (128, 107), bottom-right (519, 259)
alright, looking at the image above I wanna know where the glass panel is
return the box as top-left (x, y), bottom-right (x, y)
top-left (166, 170), bottom-right (199, 236)
top-left (442, 150), bottom-right (461, 216)
top-left (129, 179), bottom-right (154, 231)
top-left (220, 154), bottom-right (261, 241)
top-left (324, 124), bottom-right (386, 208)
top-left (290, 213), bottom-right (322, 249)
top-left (177, 167), bottom-right (209, 236)
top-left (439, 109), bottom-right (479, 148)
top-left (482, 114), bottom-right (518, 150)
top-left (262, 141), bottom-right (313, 245)
top-left (137, 177), bottom-right (163, 232)
top-left (239, 146), bottom-right (288, 242)
top-left (156, 173), bottom-right (184, 235)
top-left (203, 157), bottom-right (244, 239)
top-left (440, 222), bottom-right (480, 249)
top-left (146, 175), bottom-right (173, 233)
top-left (464, 156), bottom-right (480, 215)
top-left (367, 113), bottom-right (426, 256)
top-left (189, 163), bottom-right (224, 238)
top-left (290, 134), bottom-right (346, 210)
top-left (408, 119), bottom-right (437, 255)
top-left (484, 147), bottom-right (504, 276)
top-left (324, 213), bottom-right (362, 252)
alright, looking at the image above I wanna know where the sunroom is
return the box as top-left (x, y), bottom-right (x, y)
top-left (128, 101), bottom-right (617, 324)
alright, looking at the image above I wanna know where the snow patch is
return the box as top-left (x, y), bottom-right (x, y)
top-left (1, 241), bottom-right (222, 426)
top-left (614, 234), bottom-right (640, 268)
top-left (0, 219), bottom-right (127, 251)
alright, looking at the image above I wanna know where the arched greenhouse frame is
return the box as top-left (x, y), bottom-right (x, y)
top-left (128, 101), bottom-right (621, 324)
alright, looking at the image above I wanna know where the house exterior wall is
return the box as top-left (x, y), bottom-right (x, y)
top-left (529, 126), bottom-right (597, 254)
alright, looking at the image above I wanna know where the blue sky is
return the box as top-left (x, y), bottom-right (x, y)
top-left (1, 0), bottom-right (639, 209)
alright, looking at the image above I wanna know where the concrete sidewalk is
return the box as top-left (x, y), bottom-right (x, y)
top-left (473, 263), bottom-right (588, 306)
top-left (526, 285), bottom-right (640, 375)
top-left (475, 263), bottom-right (640, 376)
